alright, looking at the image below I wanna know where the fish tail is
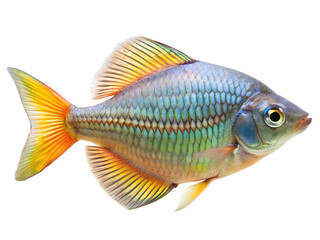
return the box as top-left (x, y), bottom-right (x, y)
top-left (8, 68), bottom-right (77, 180)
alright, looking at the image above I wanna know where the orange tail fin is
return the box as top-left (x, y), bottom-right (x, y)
top-left (8, 68), bottom-right (77, 180)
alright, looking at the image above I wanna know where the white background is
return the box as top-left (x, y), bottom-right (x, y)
top-left (1, 1), bottom-right (319, 239)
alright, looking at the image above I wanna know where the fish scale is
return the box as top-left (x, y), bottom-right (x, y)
top-left (68, 61), bottom-right (264, 182)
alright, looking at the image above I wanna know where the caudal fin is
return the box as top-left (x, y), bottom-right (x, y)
top-left (8, 68), bottom-right (77, 180)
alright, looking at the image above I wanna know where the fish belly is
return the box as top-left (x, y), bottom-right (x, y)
top-left (68, 62), bottom-right (264, 183)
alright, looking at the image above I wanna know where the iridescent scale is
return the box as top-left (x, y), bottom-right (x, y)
top-left (68, 61), bottom-right (266, 183)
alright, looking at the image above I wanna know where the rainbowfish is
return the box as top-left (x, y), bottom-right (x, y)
top-left (8, 37), bottom-right (311, 210)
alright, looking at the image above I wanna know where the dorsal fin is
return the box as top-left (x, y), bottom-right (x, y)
top-left (92, 37), bottom-right (195, 99)
top-left (86, 146), bottom-right (177, 209)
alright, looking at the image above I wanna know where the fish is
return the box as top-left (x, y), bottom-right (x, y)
top-left (8, 37), bottom-right (312, 211)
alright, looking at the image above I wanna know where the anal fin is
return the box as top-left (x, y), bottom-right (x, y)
top-left (86, 146), bottom-right (176, 209)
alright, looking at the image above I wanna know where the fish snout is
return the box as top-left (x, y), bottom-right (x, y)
top-left (294, 114), bottom-right (312, 133)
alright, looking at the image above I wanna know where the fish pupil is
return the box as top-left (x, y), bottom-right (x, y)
top-left (270, 112), bottom-right (280, 122)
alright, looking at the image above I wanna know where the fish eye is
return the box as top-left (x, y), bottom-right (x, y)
top-left (264, 106), bottom-right (285, 128)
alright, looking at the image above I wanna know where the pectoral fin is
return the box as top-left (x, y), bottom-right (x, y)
top-left (193, 144), bottom-right (237, 162)
top-left (176, 145), bottom-right (237, 211)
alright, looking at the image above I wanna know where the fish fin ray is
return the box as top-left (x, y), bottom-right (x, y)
top-left (176, 178), bottom-right (214, 211)
top-left (8, 68), bottom-right (77, 180)
top-left (86, 145), bottom-right (176, 209)
top-left (92, 36), bottom-right (195, 99)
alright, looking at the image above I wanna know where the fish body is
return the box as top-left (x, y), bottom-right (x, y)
top-left (68, 61), bottom-right (267, 183)
top-left (8, 37), bottom-right (311, 210)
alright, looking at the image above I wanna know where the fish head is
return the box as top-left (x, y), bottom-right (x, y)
top-left (232, 91), bottom-right (311, 155)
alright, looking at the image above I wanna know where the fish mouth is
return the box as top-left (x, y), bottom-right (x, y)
top-left (294, 114), bottom-right (312, 132)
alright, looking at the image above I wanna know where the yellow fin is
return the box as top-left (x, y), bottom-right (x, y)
top-left (176, 178), bottom-right (214, 211)
top-left (92, 36), bottom-right (195, 99)
top-left (176, 145), bottom-right (237, 211)
top-left (86, 146), bottom-right (177, 209)
top-left (8, 68), bottom-right (77, 180)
